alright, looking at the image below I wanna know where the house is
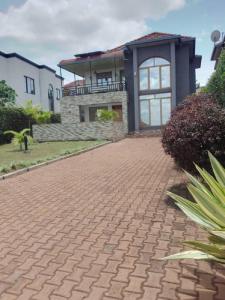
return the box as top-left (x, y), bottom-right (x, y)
top-left (33, 32), bottom-right (201, 141)
top-left (0, 51), bottom-right (63, 112)
top-left (211, 34), bottom-right (225, 69)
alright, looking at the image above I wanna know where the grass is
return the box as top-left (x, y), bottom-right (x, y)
top-left (0, 140), bottom-right (105, 175)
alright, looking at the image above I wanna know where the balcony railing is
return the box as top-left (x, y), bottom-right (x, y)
top-left (63, 81), bottom-right (126, 97)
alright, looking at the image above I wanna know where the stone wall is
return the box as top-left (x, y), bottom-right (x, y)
top-left (33, 122), bottom-right (126, 142)
top-left (61, 91), bottom-right (128, 132)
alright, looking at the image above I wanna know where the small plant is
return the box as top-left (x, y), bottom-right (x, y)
top-left (97, 109), bottom-right (118, 122)
top-left (23, 100), bottom-right (52, 127)
top-left (4, 128), bottom-right (32, 151)
top-left (163, 153), bottom-right (225, 263)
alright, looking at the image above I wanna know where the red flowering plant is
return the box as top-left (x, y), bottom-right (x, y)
top-left (162, 93), bottom-right (225, 173)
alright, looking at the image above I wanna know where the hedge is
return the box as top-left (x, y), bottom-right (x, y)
top-left (0, 106), bottom-right (30, 144)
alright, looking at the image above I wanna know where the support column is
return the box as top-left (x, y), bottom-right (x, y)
top-left (170, 42), bottom-right (176, 108)
top-left (133, 47), bottom-right (139, 132)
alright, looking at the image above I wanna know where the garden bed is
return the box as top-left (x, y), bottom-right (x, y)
top-left (0, 140), bottom-right (105, 174)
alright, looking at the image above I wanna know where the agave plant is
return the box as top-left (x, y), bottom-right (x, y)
top-left (163, 152), bottom-right (225, 263)
top-left (4, 128), bottom-right (32, 151)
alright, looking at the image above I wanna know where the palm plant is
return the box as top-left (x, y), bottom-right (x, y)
top-left (4, 128), bottom-right (32, 151)
top-left (163, 152), bottom-right (225, 263)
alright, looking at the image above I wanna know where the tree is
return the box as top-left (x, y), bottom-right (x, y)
top-left (0, 80), bottom-right (17, 106)
top-left (207, 49), bottom-right (225, 106)
top-left (4, 128), bottom-right (32, 151)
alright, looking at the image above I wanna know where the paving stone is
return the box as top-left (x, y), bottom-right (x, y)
top-left (0, 138), bottom-right (219, 300)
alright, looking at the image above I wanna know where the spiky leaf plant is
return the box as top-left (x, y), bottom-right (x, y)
top-left (163, 153), bottom-right (225, 263)
top-left (4, 128), bottom-right (32, 151)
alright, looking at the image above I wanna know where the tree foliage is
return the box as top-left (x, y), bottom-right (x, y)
top-left (0, 80), bottom-right (17, 106)
top-left (23, 100), bottom-right (52, 124)
top-left (207, 49), bottom-right (225, 107)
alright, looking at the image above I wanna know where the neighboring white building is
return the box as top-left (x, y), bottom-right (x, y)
top-left (0, 51), bottom-right (63, 112)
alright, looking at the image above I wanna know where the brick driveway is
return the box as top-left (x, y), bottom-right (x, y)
top-left (0, 138), bottom-right (224, 300)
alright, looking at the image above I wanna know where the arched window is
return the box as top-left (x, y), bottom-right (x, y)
top-left (139, 57), bottom-right (171, 91)
top-left (48, 84), bottom-right (54, 112)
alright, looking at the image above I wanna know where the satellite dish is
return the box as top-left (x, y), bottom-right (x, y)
top-left (211, 30), bottom-right (221, 43)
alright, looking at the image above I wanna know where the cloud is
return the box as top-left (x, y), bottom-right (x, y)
top-left (0, 0), bottom-right (186, 78)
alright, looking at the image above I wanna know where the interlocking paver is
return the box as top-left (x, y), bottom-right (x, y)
top-left (0, 138), bottom-right (220, 299)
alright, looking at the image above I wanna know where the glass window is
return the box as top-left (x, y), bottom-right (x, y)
top-left (161, 98), bottom-right (171, 125)
top-left (25, 76), bottom-right (35, 94)
top-left (161, 66), bottom-right (170, 88)
top-left (139, 57), bottom-right (170, 91)
top-left (79, 106), bottom-right (85, 122)
top-left (139, 93), bottom-right (171, 127)
top-left (56, 88), bottom-right (61, 100)
top-left (96, 72), bottom-right (112, 86)
top-left (112, 105), bottom-right (123, 121)
top-left (139, 69), bottom-right (148, 90)
top-left (150, 98), bottom-right (161, 126)
top-left (48, 84), bottom-right (54, 112)
top-left (140, 100), bottom-right (150, 128)
top-left (150, 67), bottom-right (160, 89)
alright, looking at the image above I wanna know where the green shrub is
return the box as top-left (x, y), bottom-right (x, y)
top-left (162, 93), bottom-right (225, 172)
top-left (163, 153), bottom-right (225, 263)
top-left (207, 49), bottom-right (225, 107)
top-left (97, 109), bottom-right (118, 122)
top-left (0, 106), bottom-right (29, 144)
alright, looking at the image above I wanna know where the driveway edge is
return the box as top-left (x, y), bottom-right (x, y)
top-left (0, 141), bottom-right (111, 181)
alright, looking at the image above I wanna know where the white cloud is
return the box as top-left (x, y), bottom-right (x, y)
top-left (0, 0), bottom-right (186, 80)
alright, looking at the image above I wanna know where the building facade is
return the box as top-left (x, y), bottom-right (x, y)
top-left (59, 32), bottom-right (201, 134)
top-left (0, 51), bottom-right (63, 112)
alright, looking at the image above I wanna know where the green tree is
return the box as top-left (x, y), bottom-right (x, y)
top-left (0, 80), bottom-right (17, 106)
top-left (207, 49), bottom-right (225, 106)
top-left (4, 128), bottom-right (32, 151)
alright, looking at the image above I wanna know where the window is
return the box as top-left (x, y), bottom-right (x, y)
top-left (96, 72), bottom-right (112, 86)
top-left (25, 76), bottom-right (35, 94)
top-left (139, 93), bottom-right (171, 128)
top-left (48, 84), bottom-right (54, 112)
top-left (79, 103), bottom-right (123, 122)
top-left (56, 88), bottom-right (61, 100)
top-left (139, 57), bottom-right (171, 91)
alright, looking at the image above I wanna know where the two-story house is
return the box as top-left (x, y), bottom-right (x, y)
top-left (33, 32), bottom-right (202, 142)
top-left (0, 51), bottom-right (63, 112)
top-left (59, 32), bottom-right (201, 132)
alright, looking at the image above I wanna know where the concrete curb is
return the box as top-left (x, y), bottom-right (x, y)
top-left (0, 141), bottom-right (111, 181)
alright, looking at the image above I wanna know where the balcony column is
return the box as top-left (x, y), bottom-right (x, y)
top-left (170, 42), bottom-right (176, 108)
top-left (89, 61), bottom-right (93, 87)
top-left (133, 47), bottom-right (139, 132)
top-left (114, 56), bottom-right (117, 82)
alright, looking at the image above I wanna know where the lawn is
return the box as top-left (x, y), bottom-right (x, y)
top-left (0, 140), bottom-right (105, 174)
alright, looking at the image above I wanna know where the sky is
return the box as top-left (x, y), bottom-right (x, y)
top-left (0, 0), bottom-right (224, 85)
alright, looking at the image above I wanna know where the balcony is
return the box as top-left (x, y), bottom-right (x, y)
top-left (63, 81), bottom-right (126, 97)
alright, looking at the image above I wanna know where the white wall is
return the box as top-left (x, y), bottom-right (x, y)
top-left (0, 54), bottom-right (62, 112)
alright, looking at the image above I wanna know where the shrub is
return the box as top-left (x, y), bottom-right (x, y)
top-left (50, 113), bottom-right (61, 123)
top-left (0, 106), bottom-right (29, 144)
top-left (162, 93), bottom-right (225, 172)
top-left (97, 109), bottom-right (118, 122)
top-left (207, 49), bottom-right (225, 107)
top-left (163, 153), bottom-right (225, 263)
